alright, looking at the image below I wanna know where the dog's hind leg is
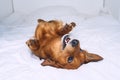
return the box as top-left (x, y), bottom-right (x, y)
top-left (26, 38), bottom-right (40, 51)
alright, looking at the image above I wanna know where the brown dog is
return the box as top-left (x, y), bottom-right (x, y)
top-left (26, 19), bottom-right (103, 69)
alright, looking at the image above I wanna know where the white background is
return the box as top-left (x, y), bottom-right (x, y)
top-left (12, 0), bottom-right (103, 15)
top-left (0, 0), bottom-right (120, 22)
top-left (0, 0), bottom-right (120, 80)
top-left (105, 0), bottom-right (120, 22)
top-left (0, 0), bottom-right (13, 20)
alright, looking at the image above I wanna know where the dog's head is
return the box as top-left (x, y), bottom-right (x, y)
top-left (26, 19), bottom-right (103, 69)
top-left (41, 34), bottom-right (103, 69)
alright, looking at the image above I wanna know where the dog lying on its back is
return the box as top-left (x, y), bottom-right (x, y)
top-left (26, 19), bottom-right (103, 69)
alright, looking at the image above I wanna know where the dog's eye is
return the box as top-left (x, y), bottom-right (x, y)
top-left (68, 56), bottom-right (74, 63)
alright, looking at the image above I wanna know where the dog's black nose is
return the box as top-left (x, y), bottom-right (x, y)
top-left (71, 39), bottom-right (79, 47)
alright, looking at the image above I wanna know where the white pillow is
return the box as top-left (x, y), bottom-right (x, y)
top-left (81, 15), bottom-right (120, 25)
top-left (0, 12), bottom-right (26, 26)
top-left (24, 6), bottom-right (85, 25)
top-left (32, 6), bottom-right (79, 16)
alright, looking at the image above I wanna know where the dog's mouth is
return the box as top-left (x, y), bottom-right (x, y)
top-left (62, 34), bottom-right (80, 50)
top-left (62, 34), bottom-right (71, 49)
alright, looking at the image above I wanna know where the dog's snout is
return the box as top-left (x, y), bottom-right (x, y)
top-left (71, 39), bottom-right (79, 47)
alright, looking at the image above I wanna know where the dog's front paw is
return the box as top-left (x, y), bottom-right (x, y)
top-left (26, 38), bottom-right (39, 51)
top-left (63, 22), bottom-right (76, 33)
top-left (64, 24), bottom-right (72, 31)
top-left (70, 22), bottom-right (76, 27)
top-left (58, 22), bottom-right (76, 36)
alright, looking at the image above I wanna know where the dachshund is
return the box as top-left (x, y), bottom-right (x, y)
top-left (26, 19), bottom-right (103, 69)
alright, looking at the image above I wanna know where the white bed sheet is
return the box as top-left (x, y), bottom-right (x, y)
top-left (0, 13), bottom-right (120, 80)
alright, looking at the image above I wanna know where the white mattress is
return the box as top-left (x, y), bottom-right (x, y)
top-left (0, 8), bottom-right (120, 80)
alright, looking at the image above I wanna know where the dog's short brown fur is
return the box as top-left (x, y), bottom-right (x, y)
top-left (26, 19), bottom-right (103, 69)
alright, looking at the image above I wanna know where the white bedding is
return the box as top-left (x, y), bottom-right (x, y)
top-left (0, 7), bottom-right (120, 80)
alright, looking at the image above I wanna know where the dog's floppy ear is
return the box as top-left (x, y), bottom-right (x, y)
top-left (37, 19), bottom-right (45, 23)
top-left (41, 59), bottom-right (55, 66)
top-left (84, 52), bottom-right (103, 63)
top-left (41, 59), bottom-right (63, 68)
